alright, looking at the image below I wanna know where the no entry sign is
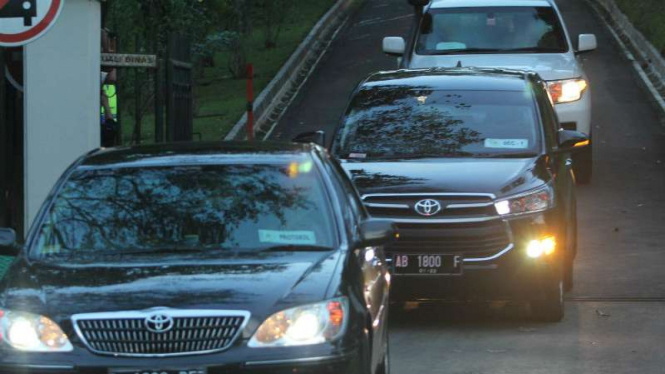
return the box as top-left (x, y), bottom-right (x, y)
top-left (0, 0), bottom-right (65, 47)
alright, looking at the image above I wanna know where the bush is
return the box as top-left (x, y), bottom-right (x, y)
top-left (614, 0), bottom-right (665, 56)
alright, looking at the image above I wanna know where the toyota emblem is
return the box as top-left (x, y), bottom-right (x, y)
top-left (145, 313), bottom-right (174, 333)
top-left (414, 199), bottom-right (443, 217)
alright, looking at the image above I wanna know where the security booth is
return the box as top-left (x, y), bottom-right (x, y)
top-left (1, 0), bottom-right (101, 238)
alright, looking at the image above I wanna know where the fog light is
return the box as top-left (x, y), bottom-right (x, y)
top-left (526, 236), bottom-right (556, 258)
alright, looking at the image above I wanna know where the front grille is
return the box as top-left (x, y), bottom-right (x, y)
top-left (362, 193), bottom-right (497, 220)
top-left (72, 309), bottom-right (249, 357)
top-left (389, 220), bottom-right (511, 256)
top-left (362, 193), bottom-right (512, 259)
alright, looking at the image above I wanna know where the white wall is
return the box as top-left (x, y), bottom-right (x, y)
top-left (24, 0), bottom-right (101, 229)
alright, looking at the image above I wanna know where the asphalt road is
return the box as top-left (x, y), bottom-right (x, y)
top-left (272, 0), bottom-right (665, 372)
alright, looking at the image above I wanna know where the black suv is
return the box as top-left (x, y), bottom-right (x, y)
top-left (0, 142), bottom-right (394, 374)
top-left (329, 68), bottom-right (588, 321)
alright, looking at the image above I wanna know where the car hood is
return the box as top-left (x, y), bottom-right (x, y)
top-left (409, 53), bottom-right (582, 81)
top-left (0, 251), bottom-right (342, 324)
top-left (341, 157), bottom-right (550, 198)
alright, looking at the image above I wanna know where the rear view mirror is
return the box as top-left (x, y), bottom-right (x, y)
top-left (558, 130), bottom-right (589, 152)
top-left (293, 131), bottom-right (326, 147)
top-left (383, 37), bottom-right (406, 57)
top-left (358, 219), bottom-right (397, 248)
top-left (0, 228), bottom-right (19, 256)
top-left (577, 34), bottom-right (597, 54)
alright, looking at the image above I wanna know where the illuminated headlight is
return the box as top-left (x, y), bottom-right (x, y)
top-left (495, 185), bottom-right (554, 217)
top-left (547, 79), bottom-right (588, 104)
top-left (527, 236), bottom-right (557, 258)
top-left (0, 310), bottom-right (73, 352)
top-left (248, 298), bottom-right (348, 347)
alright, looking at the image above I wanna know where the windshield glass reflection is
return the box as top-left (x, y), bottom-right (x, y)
top-left (32, 162), bottom-right (335, 263)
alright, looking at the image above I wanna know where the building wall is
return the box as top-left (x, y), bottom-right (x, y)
top-left (23, 0), bottom-right (101, 230)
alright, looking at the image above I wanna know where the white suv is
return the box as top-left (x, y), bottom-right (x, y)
top-left (383, 0), bottom-right (597, 183)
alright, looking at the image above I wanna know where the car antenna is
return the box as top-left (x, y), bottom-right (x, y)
top-left (456, 60), bottom-right (463, 68)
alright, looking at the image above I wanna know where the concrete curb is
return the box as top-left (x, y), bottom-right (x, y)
top-left (587, 0), bottom-right (665, 115)
top-left (225, 0), bottom-right (359, 140)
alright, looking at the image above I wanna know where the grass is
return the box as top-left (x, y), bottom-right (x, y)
top-left (614, 0), bottom-right (665, 57)
top-left (121, 0), bottom-right (336, 144)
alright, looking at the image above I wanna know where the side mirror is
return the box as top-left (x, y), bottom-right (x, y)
top-left (292, 131), bottom-right (326, 147)
top-left (383, 37), bottom-right (406, 57)
top-left (408, 0), bottom-right (430, 6)
top-left (0, 228), bottom-right (20, 257)
top-left (558, 130), bottom-right (589, 152)
top-left (577, 34), bottom-right (597, 54)
top-left (358, 219), bottom-right (397, 248)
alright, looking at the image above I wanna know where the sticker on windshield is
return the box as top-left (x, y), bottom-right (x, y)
top-left (484, 138), bottom-right (529, 149)
top-left (259, 230), bottom-right (317, 245)
top-left (349, 153), bottom-right (367, 159)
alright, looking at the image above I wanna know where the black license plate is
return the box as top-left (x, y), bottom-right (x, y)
top-left (392, 254), bottom-right (463, 275)
top-left (110, 370), bottom-right (205, 374)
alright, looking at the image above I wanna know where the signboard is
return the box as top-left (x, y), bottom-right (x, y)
top-left (101, 53), bottom-right (158, 68)
top-left (0, 0), bottom-right (65, 47)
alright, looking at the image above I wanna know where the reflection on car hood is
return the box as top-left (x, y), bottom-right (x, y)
top-left (410, 53), bottom-right (582, 81)
top-left (341, 158), bottom-right (549, 198)
top-left (0, 251), bottom-right (341, 325)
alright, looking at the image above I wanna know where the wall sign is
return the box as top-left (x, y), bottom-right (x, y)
top-left (0, 0), bottom-right (65, 47)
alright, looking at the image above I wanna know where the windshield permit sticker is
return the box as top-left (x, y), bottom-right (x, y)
top-left (485, 139), bottom-right (529, 149)
top-left (349, 153), bottom-right (367, 159)
top-left (259, 230), bottom-right (317, 245)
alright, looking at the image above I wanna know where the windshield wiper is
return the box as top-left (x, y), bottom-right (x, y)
top-left (497, 47), bottom-right (564, 53)
top-left (261, 245), bottom-right (334, 253)
top-left (484, 152), bottom-right (539, 159)
top-left (428, 48), bottom-right (504, 55)
top-left (115, 246), bottom-right (221, 255)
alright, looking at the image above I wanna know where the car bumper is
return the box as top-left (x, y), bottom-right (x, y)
top-left (387, 212), bottom-right (564, 303)
top-left (554, 91), bottom-right (592, 136)
top-left (0, 345), bottom-right (363, 374)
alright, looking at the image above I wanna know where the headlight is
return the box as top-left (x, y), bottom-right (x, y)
top-left (495, 185), bottom-right (554, 217)
top-left (0, 310), bottom-right (73, 352)
top-left (546, 79), bottom-right (588, 104)
top-left (248, 297), bottom-right (348, 347)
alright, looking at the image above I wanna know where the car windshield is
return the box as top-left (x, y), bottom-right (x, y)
top-left (416, 7), bottom-right (568, 55)
top-left (31, 161), bottom-right (336, 263)
top-left (333, 88), bottom-right (541, 160)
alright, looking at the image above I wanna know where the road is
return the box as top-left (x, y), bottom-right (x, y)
top-left (271, 0), bottom-right (665, 373)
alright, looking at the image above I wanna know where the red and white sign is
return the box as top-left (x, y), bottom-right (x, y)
top-left (0, 0), bottom-right (65, 47)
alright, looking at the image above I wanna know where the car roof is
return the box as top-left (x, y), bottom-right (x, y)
top-left (81, 141), bottom-right (316, 168)
top-left (361, 67), bottom-right (536, 92)
top-left (429, 0), bottom-right (552, 9)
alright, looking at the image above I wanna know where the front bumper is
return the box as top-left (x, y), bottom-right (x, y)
top-left (0, 347), bottom-right (362, 374)
top-left (388, 212), bottom-right (564, 303)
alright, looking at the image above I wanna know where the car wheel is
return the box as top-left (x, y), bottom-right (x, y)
top-left (574, 145), bottom-right (592, 184)
top-left (531, 274), bottom-right (564, 322)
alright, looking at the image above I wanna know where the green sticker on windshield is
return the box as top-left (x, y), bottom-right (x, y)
top-left (259, 230), bottom-right (317, 245)
top-left (485, 138), bottom-right (529, 149)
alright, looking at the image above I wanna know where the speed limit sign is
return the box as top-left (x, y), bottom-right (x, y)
top-left (0, 0), bottom-right (65, 47)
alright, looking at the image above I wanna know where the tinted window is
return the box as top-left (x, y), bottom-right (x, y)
top-left (416, 7), bottom-right (568, 55)
top-left (333, 87), bottom-right (541, 159)
top-left (32, 162), bottom-right (335, 263)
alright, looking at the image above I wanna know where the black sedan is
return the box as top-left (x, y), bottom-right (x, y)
top-left (326, 68), bottom-right (588, 322)
top-left (0, 142), bottom-right (395, 374)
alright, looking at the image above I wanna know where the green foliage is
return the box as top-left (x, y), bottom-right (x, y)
top-left (614, 0), bottom-right (665, 56)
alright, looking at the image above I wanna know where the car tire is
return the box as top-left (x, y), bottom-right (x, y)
top-left (574, 145), bottom-right (592, 184)
top-left (531, 274), bottom-right (564, 322)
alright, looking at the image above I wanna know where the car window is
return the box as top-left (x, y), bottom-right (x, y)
top-left (417, 6), bottom-right (568, 55)
top-left (31, 162), bottom-right (336, 263)
top-left (333, 87), bottom-right (541, 160)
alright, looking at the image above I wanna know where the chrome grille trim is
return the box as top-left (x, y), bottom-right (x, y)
top-left (362, 192), bottom-right (497, 199)
top-left (365, 202), bottom-right (410, 209)
top-left (390, 217), bottom-right (501, 224)
top-left (72, 308), bottom-right (250, 357)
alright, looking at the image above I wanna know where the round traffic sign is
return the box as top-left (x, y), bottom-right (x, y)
top-left (0, 0), bottom-right (65, 47)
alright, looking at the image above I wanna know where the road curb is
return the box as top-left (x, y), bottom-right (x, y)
top-left (225, 0), bottom-right (361, 140)
top-left (587, 0), bottom-right (665, 117)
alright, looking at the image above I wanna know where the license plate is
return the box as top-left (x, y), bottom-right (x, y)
top-left (392, 254), bottom-right (463, 275)
top-left (110, 370), bottom-right (205, 374)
